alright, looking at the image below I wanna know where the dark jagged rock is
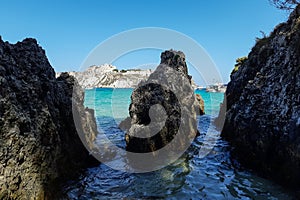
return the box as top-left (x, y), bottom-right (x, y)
top-left (219, 5), bottom-right (300, 187)
top-left (0, 37), bottom-right (99, 199)
top-left (124, 50), bottom-right (200, 153)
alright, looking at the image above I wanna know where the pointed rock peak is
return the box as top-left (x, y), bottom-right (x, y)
top-left (22, 38), bottom-right (38, 44)
top-left (15, 38), bottom-right (41, 52)
top-left (160, 50), bottom-right (188, 76)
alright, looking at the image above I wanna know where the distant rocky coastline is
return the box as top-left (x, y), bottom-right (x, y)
top-left (56, 64), bottom-right (207, 90)
top-left (56, 64), bottom-right (152, 89)
top-left (219, 5), bottom-right (300, 187)
top-left (0, 37), bottom-right (99, 199)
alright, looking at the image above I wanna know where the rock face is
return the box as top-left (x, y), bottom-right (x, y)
top-left (0, 37), bottom-right (99, 199)
top-left (196, 94), bottom-right (205, 115)
top-left (56, 64), bottom-right (152, 89)
top-left (220, 5), bottom-right (300, 187)
top-left (125, 50), bottom-right (200, 153)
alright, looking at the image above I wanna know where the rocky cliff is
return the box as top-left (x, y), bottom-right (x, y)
top-left (220, 5), bottom-right (300, 187)
top-left (56, 64), bottom-right (152, 89)
top-left (124, 50), bottom-right (199, 153)
top-left (0, 37), bottom-right (99, 199)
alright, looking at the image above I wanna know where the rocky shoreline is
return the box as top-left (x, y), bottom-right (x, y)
top-left (2, 5), bottom-right (299, 197)
top-left (0, 37), bottom-right (99, 199)
top-left (219, 5), bottom-right (300, 188)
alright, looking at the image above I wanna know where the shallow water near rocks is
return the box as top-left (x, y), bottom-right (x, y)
top-left (63, 88), bottom-right (296, 199)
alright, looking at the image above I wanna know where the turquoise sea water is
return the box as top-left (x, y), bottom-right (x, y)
top-left (64, 88), bottom-right (296, 199)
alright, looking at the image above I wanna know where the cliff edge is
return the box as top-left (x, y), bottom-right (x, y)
top-left (219, 5), bottom-right (300, 187)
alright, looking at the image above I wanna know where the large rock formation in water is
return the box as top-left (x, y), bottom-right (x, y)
top-left (220, 5), bottom-right (300, 187)
top-left (125, 50), bottom-right (199, 153)
top-left (0, 37), bottom-right (99, 199)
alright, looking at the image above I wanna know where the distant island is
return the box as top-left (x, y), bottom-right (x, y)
top-left (56, 64), bottom-right (226, 92)
top-left (56, 64), bottom-right (152, 89)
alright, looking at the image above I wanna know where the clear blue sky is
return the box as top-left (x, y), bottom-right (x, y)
top-left (1, 0), bottom-right (288, 84)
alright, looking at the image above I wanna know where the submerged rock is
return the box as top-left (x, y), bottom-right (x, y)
top-left (219, 5), bottom-right (300, 187)
top-left (124, 50), bottom-right (200, 153)
top-left (0, 37), bottom-right (99, 199)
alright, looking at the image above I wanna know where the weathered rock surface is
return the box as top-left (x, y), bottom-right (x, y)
top-left (219, 5), bottom-right (300, 187)
top-left (0, 37), bottom-right (99, 199)
top-left (56, 64), bottom-right (152, 89)
top-left (124, 50), bottom-right (200, 153)
top-left (196, 94), bottom-right (205, 115)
